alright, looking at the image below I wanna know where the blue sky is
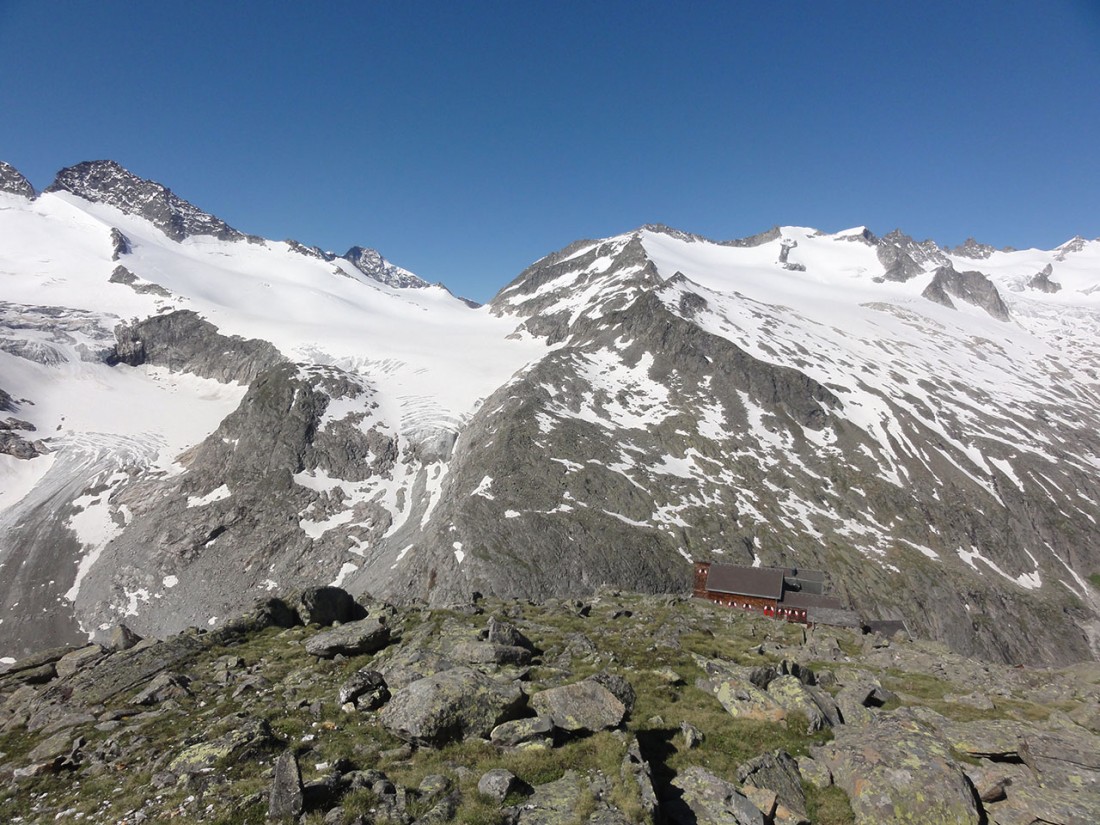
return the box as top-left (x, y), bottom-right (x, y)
top-left (1, 1), bottom-right (1098, 302)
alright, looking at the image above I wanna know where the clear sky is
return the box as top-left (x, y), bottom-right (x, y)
top-left (1, 1), bottom-right (1098, 302)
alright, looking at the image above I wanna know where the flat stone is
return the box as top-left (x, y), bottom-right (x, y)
top-left (666, 765), bottom-right (765, 825)
top-left (305, 618), bottom-right (390, 658)
top-left (379, 666), bottom-right (525, 747)
top-left (54, 645), bottom-right (105, 679)
top-left (530, 681), bottom-right (626, 733)
top-left (490, 716), bottom-right (554, 749)
top-left (815, 710), bottom-right (981, 825)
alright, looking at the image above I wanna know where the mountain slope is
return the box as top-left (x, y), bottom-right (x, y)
top-left (1, 160), bottom-right (1098, 667)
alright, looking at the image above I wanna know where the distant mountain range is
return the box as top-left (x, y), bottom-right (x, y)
top-left (1, 159), bottom-right (1098, 666)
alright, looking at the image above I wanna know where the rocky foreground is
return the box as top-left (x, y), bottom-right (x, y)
top-left (1, 590), bottom-right (1098, 825)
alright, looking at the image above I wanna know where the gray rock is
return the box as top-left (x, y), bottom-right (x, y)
top-left (795, 756), bottom-right (831, 789)
top-left (477, 768), bottom-right (519, 802)
top-left (921, 265), bottom-right (1011, 321)
top-left (343, 246), bottom-right (430, 289)
top-left (451, 639), bottom-right (532, 666)
top-left (106, 624), bottom-right (142, 652)
top-left (622, 738), bottom-right (660, 825)
top-left (54, 645), bottom-right (104, 679)
top-left (131, 672), bottom-right (191, 705)
top-left (736, 750), bottom-right (807, 817)
top-left (816, 710), bottom-right (981, 824)
top-left (490, 716), bottom-right (554, 749)
top-left (46, 160), bottom-right (246, 242)
top-left (168, 716), bottom-right (273, 774)
top-left (305, 618), bottom-right (390, 658)
top-left (379, 666), bottom-right (526, 747)
top-left (0, 161), bottom-right (35, 198)
top-left (482, 615), bottom-right (535, 650)
top-left (530, 680), bottom-right (626, 733)
top-left (297, 586), bottom-right (361, 627)
top-left (268, 750), bottom-right (304, 819)
top-left (666, 765), bottom-right (766, 825)
top-left (108, 309), bottom-right (286, 383)
top-left (338, 669), bottom-right (389, 710)
top-left (1027, 262), bottom-right (1062, 293)
top-left (587, 671), bottom-right (636, 714)
top-left (680, 721), bottom-right (704, 749)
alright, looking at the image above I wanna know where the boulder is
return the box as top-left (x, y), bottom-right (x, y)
top-left (1019, 728), bottom-right (1100, 791)
top-left (816, 710), bottom-right (982, 824)
top-left (985, 779), bottom-right (1100, 825)
top-left (587, 671), bottom-right (636, 714)
top-left (478, 768), bottom-right (520, 802)
top-left (305, 618), bottom-right (390, 658)
top-left (530, 680), bottom-right (627, 733)
top-left (338, 669), bottom-right (389, 710)
top-left (451, 640), bottom-right (532, 666)
top-left (482, 615), bottom-right (535, 651)
top-left (700, 675), bottom-right (785, 724)
top-left (168, 716), bottom-right (273, 775)
top-left (736, 750), bottom-right (807, 817)
top-left (490, 716), bottom-right (554, 749)
top-left (763, 676), bottom-right (838, 731)
top-left (379, 666), bottom-right (526, 747)
top-left (106, 624), bottom-right (142, 652)
top-left (54, 645), bottom-right (105, 679)
top-left (666, 765), bottom-right (766, 825)
top-left (268, 750), bottom-right (304, 819)
top-left (130, 672), bottom-right (191, 705)
top-left (296, 586), bottom-right (362, 627)
top-left (794, 756), bottom-right (831, 789)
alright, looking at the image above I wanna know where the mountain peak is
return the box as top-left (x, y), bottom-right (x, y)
top-left (950, 237), bottom-right (997, 259)
top-left (44, 160), bottom-right (246, 243)
top-left (343, 246), bottom-right (430, 289)
top-left (0, 160), bottom-right (35, 199)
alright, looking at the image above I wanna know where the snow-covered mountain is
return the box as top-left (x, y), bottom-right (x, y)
top-left (1, 160), bottom-right (1098, 667)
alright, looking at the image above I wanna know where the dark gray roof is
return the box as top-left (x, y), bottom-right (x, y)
top-left (808, 608), bottom-right (862, 628)
top-left (704, 565), bottom-right (785, 600)
top-left (780, 591), bottom-right (845, 610)
top-left (864, 620), bottom-right (909, 637)
top-left (782, 568), bottom-right (826, 583)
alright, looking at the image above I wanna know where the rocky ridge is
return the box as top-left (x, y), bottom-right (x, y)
top-left (1, 588), bottom-right (1098, 824)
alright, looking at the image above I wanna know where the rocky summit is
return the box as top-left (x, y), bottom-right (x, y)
top-left (1, 588), bottom-right (1098, 824)
top-left (0, 159), bottom-right (1099, 674)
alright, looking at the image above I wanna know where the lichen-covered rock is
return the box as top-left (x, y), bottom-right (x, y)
top-left (736, 750), bottom-right (807, 817)
top-left (482, 615), bottom-right (535, 651)
top-left (53, 645), bottom-right (104, 680)
top-left (305, 618), bottom-right (390, 659)
top-left (168, 717), bottom-right (273, 774)
top-left (379, 666), bottom-right (525, 747)
top-left (701, 675), bottom-right (786, 724)
top-left (815, 710), bottom-right (982, 824)
top-left (666, 765), bottom-right (766, 825)
top-left (268, 750), bottom-right (303, 819)
top-left (490, 715), bottom-right (553, 749)
top-left (296, 586), bottom-right (362, 627)
top-left (795, 755), bottom-right (831, 789)
top-left (477, 768), bottom-right (520, 802)
top-left (530, 680), bottom-right (626, 733)
top-left (451, 639), bottom-right (532, 666)
top-left (338, 669), bottom-right (389, 710)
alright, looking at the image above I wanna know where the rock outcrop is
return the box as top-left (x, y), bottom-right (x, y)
top-left (0, 161), bottom-right (35, 199)
top-left (45, 160), bottom-right (249, 242)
